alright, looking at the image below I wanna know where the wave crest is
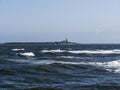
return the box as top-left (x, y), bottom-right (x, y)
top-left (12, 48), bottom-right (24, 51)
top-left (41, 49), bottom-right (120, 54)
top-left (19, 52), bottom-right (35, 57)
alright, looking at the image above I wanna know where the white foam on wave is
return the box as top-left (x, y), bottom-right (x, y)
top-left (68, 49), bottom-right (120, 54)
top-left (10, 58), bottom-right (120, 69)
top-left (7, 58), bottom-right (120, 73)
top-left (12, 48), bottom-right (24, 51)
top-left (7, 59), bottom-right (56, 65)
top-left (19, 52), bottom-right (35, 57)
top-left (56, 56), bottom-right (81, 59)
top-left (102, 60), bottom-right (120, 73)
top-left (32, 59), bottom-right (120, 73)
top-left (95, 60), bottom-right (120, 73)
top-left (41, 49), bottom-right (120, 54)
top-left (41, 49), bottom-right (65, 53)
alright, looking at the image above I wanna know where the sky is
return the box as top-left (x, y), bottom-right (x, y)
top-left (0, 0), bottom-right (120, 43)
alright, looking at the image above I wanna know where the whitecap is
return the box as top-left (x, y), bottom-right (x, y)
top-left (19, 52), bottom-right (35, 57)
top-left (7, 58), bottom-right (120, 73)
top-left (41, 49), bottom-right (120, 54)
top-left (32, 59), bottom-right (120, 73)
top-left (41, 49), bottom-right (65, 53)
top-left (68, 49), bottom-right (120, 54)
top-left (56, 56), bottom-right (81, 59)
top-left (12, 48), bottom-right (24, 51)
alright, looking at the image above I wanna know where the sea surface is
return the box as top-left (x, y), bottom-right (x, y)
top-left (1, 43), bottom-right (120, 90)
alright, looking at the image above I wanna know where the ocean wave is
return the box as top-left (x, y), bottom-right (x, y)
top-left (56, 56), bottom-right (81, 59)
top-left (29, 59), bottom-right (120, 73)
top-left (7, 59), bottom-right (120, 67)
top-left (6, 59), bottom-right (83, 65)
top-left (68, 49), bottom-right (120, 54)
top-left (41, 49), bottom-right (120, 54)
top-left (41, 49), bottom-right (65, 53)
top-left (19, 52), bottom-right (35, 57)
top-left (12, 48), bottom-right (24, 51)
top-left (4, 58), bottom-right (120, 73)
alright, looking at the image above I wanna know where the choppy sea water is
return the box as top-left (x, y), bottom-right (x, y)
top-left (1, 43), bottom-right (120, 90)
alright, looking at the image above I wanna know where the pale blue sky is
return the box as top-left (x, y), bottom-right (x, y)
top-left (0, 0), bottom-right (120, 43)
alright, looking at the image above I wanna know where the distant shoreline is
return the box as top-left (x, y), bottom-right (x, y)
top-left (3, 41), bottom-right (79, 45)
top-left (3, 42), bottom-right (120, 45)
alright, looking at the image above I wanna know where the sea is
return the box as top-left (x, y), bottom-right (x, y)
top-left (1, 43), bottom-right (120, 90)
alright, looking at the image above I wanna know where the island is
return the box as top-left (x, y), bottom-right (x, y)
top-left (4, 39), bottom-right (79, 46)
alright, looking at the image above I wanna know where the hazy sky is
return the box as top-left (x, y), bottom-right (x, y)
top-left (0, 0), bottom-right (120, 43)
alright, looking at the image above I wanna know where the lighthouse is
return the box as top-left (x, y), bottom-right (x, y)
top-left (65, 38), bottom-right (68, 43)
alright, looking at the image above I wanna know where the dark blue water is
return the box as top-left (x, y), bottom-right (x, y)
top-left (1, 43), bottom-right (120, 90)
